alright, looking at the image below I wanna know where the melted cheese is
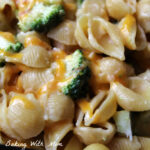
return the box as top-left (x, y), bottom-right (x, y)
top-left (78, 99), bottom-right (93, 117)
top-left (64, 2), bottom-right (76, 11)
top-left (121, 14), bottom-right (136, 32)
top-left (37, 58), bottom-right (66, 97)
top-left (24, 35), bottom-right (51, 50)
top-left (52, 49), bottom-right (67, 60)
top-left (0, 50), bottom-right (22, 59)
top-left (0, 32), bottom-right (15, 43)
top-left (10, 95), bottom-right (35, 109)
top-left (17, 0), bottom-right (44, 18)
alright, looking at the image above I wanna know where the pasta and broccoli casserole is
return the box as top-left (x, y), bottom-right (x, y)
top-left (0, 0), bottom-right (150, 149)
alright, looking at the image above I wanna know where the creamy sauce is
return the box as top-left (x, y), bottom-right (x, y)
top-left (0, 50), bottom-right (22, 59)
top-left (78, 99), bottom-right (93, 117)
top-left (37, 50), bottom-right (67, 97)
top-left (121, 14), bottom-right (136, 32)
top-left (0, 32), bottom-right (15, 43)
top-left (24, 35), bottom-right (51, 50)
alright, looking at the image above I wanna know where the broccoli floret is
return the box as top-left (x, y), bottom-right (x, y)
top-left (18, 3), bottom-right (65, 32)
top-left (0, 35), bottom-right (23, 53)
top-left (59, 50), bottom-right (91, 99)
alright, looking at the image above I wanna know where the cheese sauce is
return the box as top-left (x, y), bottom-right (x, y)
top-left (0, 32), bottom-right (16, 43)
top-left (10, 95), bottom-right (35, 109)
top-left (24, 35), bottom-right (51, 50)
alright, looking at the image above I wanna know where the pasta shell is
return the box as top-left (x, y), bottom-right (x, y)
top-left (20, 45), bottom-right (51, 68)
top-left (0, 67), bottom-right (5, 89)
top-left (75, 14), bottom-right (96, 51)
top-left (44, 121), bottom-right (73, 150)
top-left (64, 136), bottom-right (83, 150)
top-left (4, 45), bottom-right (51, 68)
top-left (84, 143), bottom-right (109, 150)
top-left (107, 136), bottom-right (141, 150)
top-left (19, 68), bottom-right (54, 92)
top-left (137, 0), bottom-right (150, 33)
top-left (135, 25), bottom-right (147, 51)
top-left (84, 90), bottom-right (117, 125)
top-left (76, 0), bottom-right (108, 20)
top-left (128, 76), bottom-right (150, 100)
top-left (47, 20), bottom-right (77, 46)
top-left (88, 17), bottom-right (125, 60)
top-left (118, 14), bottom-right (137, 50)
top-left (75, 14), bottom-right (125, 60)
top-left (44, 91), bottom-right (74, 124)
top-left (7, 92), bottom-right (45, 139)
top-left (0, 90), bottom-right (21, 140)
top-left (138, 69), bottom-right (150, 82)
top-left (106, 0), bottom-right (136, 20)
top-left (74, 122), bottom-right (116, 145)
top-left (111, 80), bottom-right (150, 111)
top-left (0, 90), bottom-right (45, 140)
top-left (96, 57), bottom-right (127, 83)
top-left (138, 137), bottom-right (150, 150)
top-left (17, 31), bottom-right (42, 44)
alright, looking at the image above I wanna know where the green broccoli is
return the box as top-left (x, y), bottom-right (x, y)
top-left (0, 35), bottom-right (23, 53)
top-left (58, 50), bottom-right (91, 100)
top-left (18, 3), bottom-right (65, 32)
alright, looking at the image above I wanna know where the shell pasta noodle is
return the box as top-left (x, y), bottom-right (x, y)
top-left (75, 14), bottom-right (125, 60)
top-left (0, 0), bottom-right (150, 150)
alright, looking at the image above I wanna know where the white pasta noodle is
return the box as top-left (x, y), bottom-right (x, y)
top-left (47, 20), bottom-right (77, 45)
top-left (75, 108), bottom-right (84, 127)
top-left (64, 136), bottom-right (83, 150)
top-left (43, 91), bottom-right (74, 125)
top-left (75, 14), bottom-right (95, 51)
top-left (0, 0), bottom-right (150, 149)
top-left (75, 14), bottom-right (125, 60)
top-left (83, 90), bottom-right (117, 126)
top-left (20, 45), bottom-right (51, 68)
top-left (92, 57), bottom-right (127, 84)
top-left (0, 90), bottom-right (45, 140)
top-left (76, 0), bottom-right (108, 20)
top-left (0, 90), bottom-right (20, 140)
top-left (111, 76), bottom-right (150, 111)
top-left (106, 0), bottom-right (136, 20)
top-left (137, 0), bottom-right (150, 33)
top-left (44, 121), bottom-right (73, 150)
top-left (135, 24), bottom-right (147, 51)
top-left (84, 143), bottom-right (109, 150)
top-left (138, 137), bottom-right (150, 150)
top-left (118, 14), bottom-right (137, 50)
top-left (107, 136), bottom-right (141, 150)
top-left (17, 31), bottom-right (43, 44)
top-left (74, 122), bottom-right (116, 145)
top-left (0, 68), bottom-right (6, 89)
top-left (139, 69), bottom-right (150, 82)
top-left (5, 45), bottom-right (51, 68)
top-left (19, 68), bottom-right (54, 92)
